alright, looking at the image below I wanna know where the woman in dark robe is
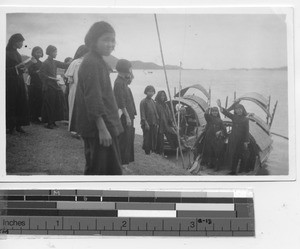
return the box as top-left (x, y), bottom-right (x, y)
top-left (113, 59), bottom-right (137, 165)
top-left (140, 85), bottom-right (159, 155)
top-left (155, 90), bottom-right (177, 155)
top-left (28, 46), bottom-right (43, 124)
top-left (217, 100), bottom-right (250, 175)
top-left (6, 33), bottom-right (30, 134)
top-left (202, 107), bottom-right (227, 171)
top-left (39, 45), bottom-right (69, 129)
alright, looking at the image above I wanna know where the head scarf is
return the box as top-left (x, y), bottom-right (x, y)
top-left (234, 103), bottom-right (248, 116)
top-left (155, 90), bottom-right (167, 104)
top-left (74, 45), bottom-right (89, 60)
top-left (46, 45), bottom-right (57, 56)
top-left (116, 59), bottom-right (132, 74)
top-left (31, 46), bottom-right (43, 58)
top-left (144, 85), bottom-right (156, 95)
top-left (84, 21), bottom-right (115, 51)
top-left (6, 33), bottom-right (25, 50)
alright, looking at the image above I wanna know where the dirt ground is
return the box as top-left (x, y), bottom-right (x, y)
top-left (6, 122), bottom-right (190, 176)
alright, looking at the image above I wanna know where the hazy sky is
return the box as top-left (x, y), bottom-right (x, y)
top-left (7, 13), bottom-right (288, 69)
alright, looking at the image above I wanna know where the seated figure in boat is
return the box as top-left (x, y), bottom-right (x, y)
top-left (217, 99), bottom-right (250, 175)
top-left (202, 107), bottom-right (227, 171)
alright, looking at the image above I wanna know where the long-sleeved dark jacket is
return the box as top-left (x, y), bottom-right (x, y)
top-left (39, 57), bottom-right (68, 91)
top-left (221, 108), bottom-right (250, 146)
top-left (113, 76), bottom-right (137, 120)
top-left (75, 52), bottom-right (123, 138)
top-left (140, 97), bottom-right (159, 127)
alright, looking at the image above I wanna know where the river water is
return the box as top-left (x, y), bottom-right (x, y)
top-left (110, 69), bottom-right (289, 175)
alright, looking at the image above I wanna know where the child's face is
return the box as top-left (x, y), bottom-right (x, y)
top-left (146, 91), bottom-right (155, 98)
top-left (95, 32), bottom-right (116, 56)
top-left (34, 50), bottom-right (43, 59)
top-left (15, 41), bottom-right (23, 49)
top-left (161, 93), bottom-right (166, 101)
top-left (50, 50), bottom-right (57, 59)
top-left (211, 109), bottom-right (219, 117)
top-left (235, 107), bottom-right (243, 116)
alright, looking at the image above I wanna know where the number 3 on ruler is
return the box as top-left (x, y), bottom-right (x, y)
top-left (190, 221), bottom-right (195, 228)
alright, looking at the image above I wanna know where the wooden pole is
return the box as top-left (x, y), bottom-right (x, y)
top-left (269, 100), bottom-right (278, 128)
top-left (154, 14), bottom-right (185, 168)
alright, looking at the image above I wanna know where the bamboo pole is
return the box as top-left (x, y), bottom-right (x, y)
top-left (154, 14), bottom-right (185, 168)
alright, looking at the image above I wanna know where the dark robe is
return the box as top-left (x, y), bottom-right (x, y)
top-left (221, 108), bottom-right (250, 173)
top-left (39, 57), bottom-right (68, 124)
top-left (28, 59), bottom-right (43, 122)
top-left (75, 52), bottom-right (123, 175)
top-left (6, 48), bottom-right (30, 130)
top-left (140, 97), bottom-right (159, 154)
top-left (202, 111), bottom-right (227, 170)
top-left (114, 76), bottom-right (137, 164)
top-left (155, 102), bottom-right (177, 154)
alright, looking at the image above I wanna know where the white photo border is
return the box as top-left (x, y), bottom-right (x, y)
top-left (0, 6), bottom-right (296, 182)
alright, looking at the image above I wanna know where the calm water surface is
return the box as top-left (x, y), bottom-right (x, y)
top-left (110, 69), bottom-right (289, 175)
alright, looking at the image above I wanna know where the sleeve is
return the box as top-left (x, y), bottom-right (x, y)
top-left (28, 64), bottom-right (34, 76)
top-left (64, 61), bottom-right (76, 84)
top-left (55, 60), bottom-right (69, 70)
top-left (243, 118), bottom-right (250, 143)
top-left (140, 99), bottom-right (146, 125)
top-left (38, 63), bottom-right (48, 84)
top-left (6, 66), bottom-right (19, 77)
top-left (220, 119), bottom-right (227, 137)
top-left (6, 57), bottom-right (19, 77)
top-left (204, 111), bottom-right (211, 123)
top-left (114, 80), bottom-right (126, 109)
top-left (81, 61), bottom-right (106, 122)
top-left (221, 108), bottom-right (235, 120)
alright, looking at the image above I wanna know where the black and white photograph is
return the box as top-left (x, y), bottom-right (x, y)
top-left (3, 8), bottom-right (294, 178)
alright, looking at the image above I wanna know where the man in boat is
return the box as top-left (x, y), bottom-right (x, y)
top-left (217, 99), bottom-right (250, 175)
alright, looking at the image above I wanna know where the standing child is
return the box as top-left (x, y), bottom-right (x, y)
top-left (75, 21), bottom-right (123, 175)
top-left (113, 59), bottom-right (137, 165)
top-left (39, 45), bottom-right (69, 129)
top-left (217, 99), bottom-right (250, 175)
top-left (140, 85), bottom-right (159, 155)
top-left (28, 46), bottom-right (44, 124)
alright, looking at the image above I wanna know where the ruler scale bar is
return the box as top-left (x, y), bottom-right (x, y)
top-left (0, 189), bottom-right (255, 237)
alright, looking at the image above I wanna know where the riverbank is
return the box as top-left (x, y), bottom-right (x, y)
top-left (6, 122), bottom-right (190, 176)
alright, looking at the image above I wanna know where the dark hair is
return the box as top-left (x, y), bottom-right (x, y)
top-left (234, 104), bottom-right (248, 116)
top-left (46, 45), bottom-right (57, 56)
top-left (116, 59), bottom-right (132, 73)
top-left (155, 90), bottom-right (167, 103)
top-left (73, 45), bottom-right (89, 60)
top-left (144, 85), bottom-right (156, 95)
top-left (6, 33), bottom-right (25, 50)
top-left (31, 46), bottom-right (43, 57)
top-left (64, 57), bottom-right (73, 63)
top-left (84, 21), bottom-right (115, 51)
